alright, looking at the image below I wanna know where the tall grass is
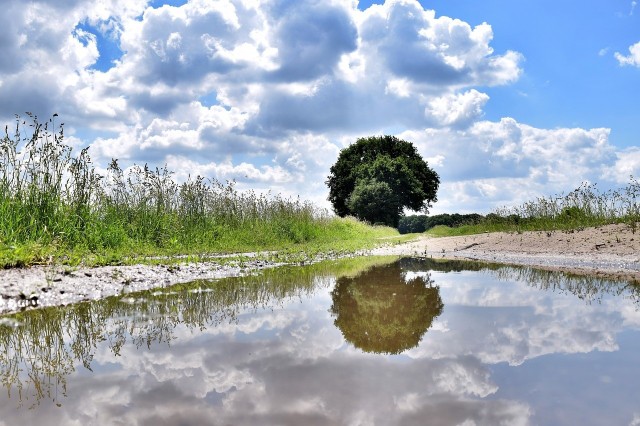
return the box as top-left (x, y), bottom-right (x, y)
top-left (491, 180), bottom-right (640, 231)
top-left (0, 114), bottom-right (396, 267)
top-left (427, 179), bottom-right (640, 237)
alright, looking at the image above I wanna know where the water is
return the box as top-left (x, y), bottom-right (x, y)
top-left (1, 257), bottom-right (639, 425)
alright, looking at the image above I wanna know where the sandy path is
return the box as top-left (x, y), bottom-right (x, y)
top-left (370, 222), bottom-right (640, 282)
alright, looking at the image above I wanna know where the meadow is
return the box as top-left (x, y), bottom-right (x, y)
top-left (0, 114), bottom-right (400, 268)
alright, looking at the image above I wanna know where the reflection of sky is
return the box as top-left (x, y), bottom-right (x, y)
top-left (2, 263), bottom-right (640, 425)
top-left (409, 271), bottom-right (630, 365)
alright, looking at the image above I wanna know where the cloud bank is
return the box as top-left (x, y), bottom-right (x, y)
top-left (0, 0), bottom-right (636, 213)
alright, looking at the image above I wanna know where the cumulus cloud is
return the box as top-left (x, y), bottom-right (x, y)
top-left (603, 147), bottom-right (640, 183)
top-left (615, 41), bottom-right (640, 67)
top-left (425, 89), bottom-right (490, 128)
top-left (399, 118), bottom-right (617, 213)
top-left (358, 1), bottom-right (522, 88)
top-left (0, 0), bottom-right (634, 213)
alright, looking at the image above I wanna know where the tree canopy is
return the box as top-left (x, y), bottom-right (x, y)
top-left (326, 136), bottom-right (439, 227)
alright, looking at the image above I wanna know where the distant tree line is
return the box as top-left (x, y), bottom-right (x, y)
top-left (397, 213), bottom-right (485, 234)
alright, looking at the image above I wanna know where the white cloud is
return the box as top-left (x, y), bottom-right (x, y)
top-left (358, 2), bottom-right (522, 89)
top-left (615, 41), bottom-right (640, 67)
top-left (166, 155), bottom-right (295, 184)
top-left (399, 119), bottom-right (616, 213)
top-left (603, 147), bottom-right (640, 183)
top-left (0, 0), bottom-right (634, 214)
top-left (253, 109), bottom-right (622, 214)
top-left (425, 89), bottom-right (490, 128)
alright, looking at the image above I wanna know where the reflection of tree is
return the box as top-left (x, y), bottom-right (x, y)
top-left (330, 260), bottom-right (444, 355)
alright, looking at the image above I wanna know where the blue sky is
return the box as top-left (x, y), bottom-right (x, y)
top-left (0, 0), bottom-right (639, 214)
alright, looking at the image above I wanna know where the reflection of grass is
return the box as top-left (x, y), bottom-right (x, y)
top-left (492, 266), bottom-right (640, 303)
top-left (0, 114), bottom-right (399, 268)
top-left (0, 258), bottom-right (343, 408)
top-left (316, 255), bottom-right (400, 278)
top-left (427, 180), bottom-right (640, 237)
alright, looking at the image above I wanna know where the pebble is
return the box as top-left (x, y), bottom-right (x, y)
top-left (0, 259), bottom-right (281, 315)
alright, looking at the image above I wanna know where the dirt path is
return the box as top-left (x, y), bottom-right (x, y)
top-left (370, 222), bottom-right (640, 282)
top-left (2, 223), bottom-right (639, 316)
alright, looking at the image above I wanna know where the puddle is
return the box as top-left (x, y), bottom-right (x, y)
top-left (0, 256), bottom-right (639, 425)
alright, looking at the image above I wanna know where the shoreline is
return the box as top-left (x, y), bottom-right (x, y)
top-left (370, 222), bottom-right (640, 282)
top-left (1, 222), bottom-right (639, 315)
top-left (0, 258), bottom-right (285, 315)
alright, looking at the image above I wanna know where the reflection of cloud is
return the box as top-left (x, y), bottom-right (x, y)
top-left (76, 320), bottom-right (525, 426)
top-left (397, 397), bottom-right (532, 426)
top-left (4, 260), bottom-right (640, 424)
top-left (0, 279), bottom-right (528, 425)
top-left (407, 270), bottom-right (625, 365)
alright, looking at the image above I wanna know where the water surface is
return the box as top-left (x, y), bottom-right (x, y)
top-left (1, 257), bottom-right (639, 425)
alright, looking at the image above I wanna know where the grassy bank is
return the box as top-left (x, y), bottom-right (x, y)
top-left (0, 114), bottom-right (401, 268)
top-left (427, 180), bottom-right (640, 237)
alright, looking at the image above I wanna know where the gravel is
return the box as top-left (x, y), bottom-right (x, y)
top-left (0, 259), bottom-right (281, 315)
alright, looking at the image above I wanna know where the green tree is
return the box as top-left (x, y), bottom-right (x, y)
top-left (326, 136), bottom-right (439, 227)
top-left (347, 179), bottom-right (400, 226)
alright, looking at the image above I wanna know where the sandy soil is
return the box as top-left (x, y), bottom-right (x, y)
top-left (370, 222), bottom-right (640, 282)
top-left (1, 223), bottom-right (639, 315)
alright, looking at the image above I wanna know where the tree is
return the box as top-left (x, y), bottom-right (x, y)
top-left (326, 135), bottom-right (439, 227)
top-left (347, 179), bottom-right (400, 226)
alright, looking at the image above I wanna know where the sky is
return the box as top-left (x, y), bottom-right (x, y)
top-left (0, 0), bottom-right (639, 214)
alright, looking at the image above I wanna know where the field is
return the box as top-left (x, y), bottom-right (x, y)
top-left (0, 115), bottom-right (402, 268)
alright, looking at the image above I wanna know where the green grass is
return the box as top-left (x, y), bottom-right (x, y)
top-left (427, 180), bottom-right (640, 238)
top-left (0, 114), bottom-right (402, 268)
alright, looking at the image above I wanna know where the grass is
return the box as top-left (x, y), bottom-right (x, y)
top-left (0, 114), bottom-right (401, 268)
top-left (428, 180), bottom-right (640, 238)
